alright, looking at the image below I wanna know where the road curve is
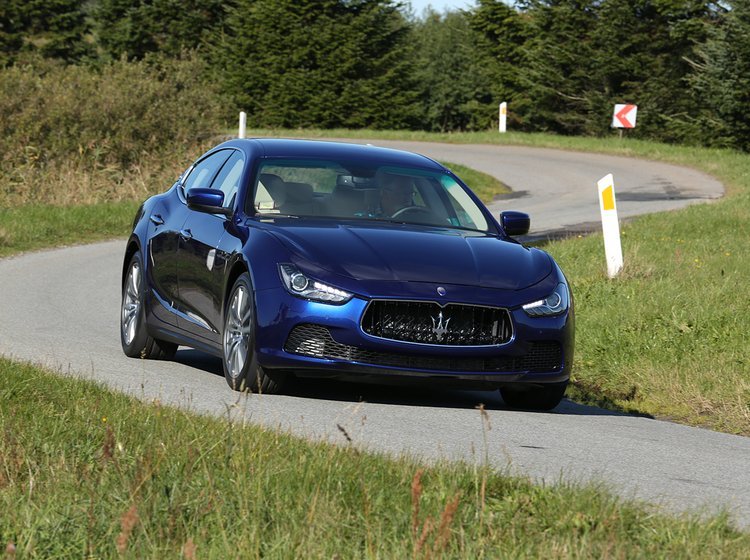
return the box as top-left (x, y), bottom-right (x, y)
top-left (347, 139), bottom-right (724, 237)
top-left (1, 143), bottom-right (747, 529)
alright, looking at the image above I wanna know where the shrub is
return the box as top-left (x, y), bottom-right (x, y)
top-left (0, 54), bottom-right (226, 206)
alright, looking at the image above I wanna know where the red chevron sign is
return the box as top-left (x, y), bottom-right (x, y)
top-left (612, 104), bottom-right (637, 128)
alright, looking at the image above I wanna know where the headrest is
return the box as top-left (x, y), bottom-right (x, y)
top-left (258, 173), bottom-right (286, 205)
top-left (260, 173), bottom-right (283, 190)
top-left (284, 182), bottom-right (314, 202)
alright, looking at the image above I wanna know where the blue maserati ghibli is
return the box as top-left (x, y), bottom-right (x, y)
top-left (120, 139), bottom-right (574, 410)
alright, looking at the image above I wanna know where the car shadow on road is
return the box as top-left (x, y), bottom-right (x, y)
top-left (286, 378), bottom-right (649, 418)
top-left (173, 349), bottom-right (651, 419)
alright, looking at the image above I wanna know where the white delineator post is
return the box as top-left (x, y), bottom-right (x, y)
top-left (238, 111), bottom-right (247, 139)
top-left (499, 102), bottom-right (507, 133)
top-left (597, 173), bottom-right (623, 278)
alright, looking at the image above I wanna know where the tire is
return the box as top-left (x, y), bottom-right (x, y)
top-left (222, 272), bottom-right (284, 394)
top-left (120, 252), bottom-right (178, 360)
top-left (500, 382), bottom-right (567, 411)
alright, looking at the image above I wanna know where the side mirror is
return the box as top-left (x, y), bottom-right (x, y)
top-left (500, 211), bottom-right (530, 236)
top-left (187, 188), bottom-right (231, 216)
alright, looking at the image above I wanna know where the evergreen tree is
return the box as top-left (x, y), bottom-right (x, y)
top-left (591, 0), bottom-right (717, 142)
top-left (514, 0), bottom-right (716, 138)
top-left (94, 0), bottom-right (226, 60)
top-left (211, 0), bottom-right (420, 129)
top-left (466, 0), bottom-right (529, 129)
top-left (0, 0), bottom-right (90, 65)
top-left (515, 0), bottom-right (601, 135)
top-left (415, 9), bottom-right (500, 131)
top-left (688, 1), bottom-right (750, 149)
top-left (0, 2), bottom-right (24, 66)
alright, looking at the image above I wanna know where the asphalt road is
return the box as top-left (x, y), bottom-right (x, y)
top-left (355, 140), bottom-right (724, 237)
top-left (1, 143), bottom-right (747, 529)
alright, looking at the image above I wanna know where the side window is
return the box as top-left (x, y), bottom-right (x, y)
top-left (210, 151), bottom-right (245, 209)
top-left (183, 150), bottom-right (233, 192)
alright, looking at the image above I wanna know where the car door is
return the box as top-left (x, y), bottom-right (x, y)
top-left (148, 180), bottom-right (192, 326)
top-left (156, 149), bottom-right (233, 328)
top-left (178, 149), bottom-right (246, 343)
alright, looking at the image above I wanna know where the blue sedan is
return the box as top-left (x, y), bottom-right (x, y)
top-left (120, 139), bottom-right (574, 410)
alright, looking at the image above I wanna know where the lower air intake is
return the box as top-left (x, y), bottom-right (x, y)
top-left (284, 324), bottom-right (561, 373)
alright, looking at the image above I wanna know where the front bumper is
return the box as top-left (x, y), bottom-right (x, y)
top-left (253, 286), bottom-right (574, 388)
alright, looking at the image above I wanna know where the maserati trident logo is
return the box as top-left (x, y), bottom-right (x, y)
top-left (431, 311), bottom-right (451, 342)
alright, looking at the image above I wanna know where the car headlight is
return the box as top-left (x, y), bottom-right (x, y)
top-left (522, 283), bottom-right (569, 317)
top-left (279, 264), bottom-right (353, 304)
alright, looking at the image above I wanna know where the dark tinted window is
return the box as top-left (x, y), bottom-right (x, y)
top-left (210, 151), bottom-right (245, 208)
top-left (183, 150), bottom-right (233, 191)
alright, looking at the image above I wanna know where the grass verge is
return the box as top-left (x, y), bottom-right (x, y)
top-left (0, 201), bottom-right (138, 258)
top-left (439, 160), bottom-right (510, 200)
top-left (1, 357), bottom-right (748, 557)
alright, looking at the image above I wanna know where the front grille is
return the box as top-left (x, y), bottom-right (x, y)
top-left (284, 324), bottom-right (561, 373)
top-left (361, 300), bottom-right (512, 346)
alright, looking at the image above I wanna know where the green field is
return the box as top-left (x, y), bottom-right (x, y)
top-left (2, 358), bottom-right (748, 557)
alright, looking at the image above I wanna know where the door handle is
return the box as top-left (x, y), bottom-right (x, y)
top-left (179, 228), bottom-right (193, 240)
top-left (149, 214), bottom-right (164, 226)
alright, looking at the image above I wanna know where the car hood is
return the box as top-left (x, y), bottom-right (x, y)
top-left (265, 220), bottom-right (552, 290)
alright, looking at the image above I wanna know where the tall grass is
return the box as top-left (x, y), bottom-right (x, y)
top-left (2, 358), bottom-right (747, 557)
top-left (0, 55), bottom-right (225, 207)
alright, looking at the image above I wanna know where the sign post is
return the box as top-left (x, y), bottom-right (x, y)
top-left (597, 173), bottom-right (623, 278)
top-left (499, 102), bottom-right (507, 133)
top-left (238, 111), bottom-right (247, 139)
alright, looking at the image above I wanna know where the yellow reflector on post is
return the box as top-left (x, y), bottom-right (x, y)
top-left (597, 174), bottom-right (623, 278)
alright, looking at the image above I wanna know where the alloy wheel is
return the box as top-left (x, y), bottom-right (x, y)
top-left (224, 285), bottom-right (253, 379)
top-left (121, 260), bottom-right (141, 346)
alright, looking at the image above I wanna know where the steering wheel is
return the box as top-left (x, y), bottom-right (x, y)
top-left (390, 205), bottom-right (432, 219)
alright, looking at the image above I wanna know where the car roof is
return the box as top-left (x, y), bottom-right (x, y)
top-left (216, 138), bottom-right (447, 171)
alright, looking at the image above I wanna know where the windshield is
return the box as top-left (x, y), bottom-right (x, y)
top-left (251, 159), bottom-right (491, 232)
